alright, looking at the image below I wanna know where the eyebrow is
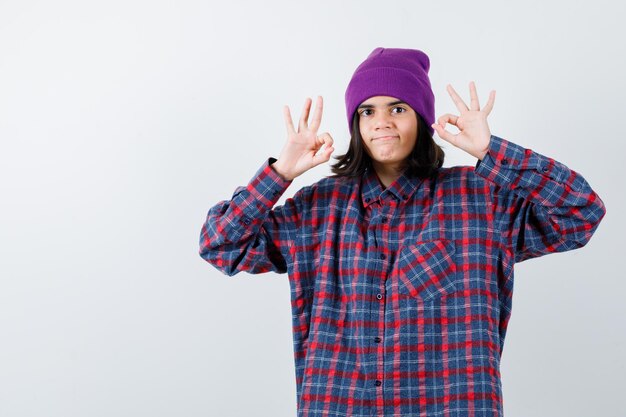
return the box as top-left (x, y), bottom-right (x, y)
top-left (357, 100), bottom-right (408, 109)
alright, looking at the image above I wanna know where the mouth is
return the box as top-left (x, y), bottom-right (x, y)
top-left (373, 135), bottom-right (399, 141)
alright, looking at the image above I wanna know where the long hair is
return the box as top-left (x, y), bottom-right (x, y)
top-left (329, 111), bottom-right (445, 179)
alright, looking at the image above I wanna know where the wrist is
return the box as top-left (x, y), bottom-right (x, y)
top-left (271, 160), bottom-right (294, 181)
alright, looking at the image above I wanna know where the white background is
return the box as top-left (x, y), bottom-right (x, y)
top-left (0, 1), bottom-right (623, 416)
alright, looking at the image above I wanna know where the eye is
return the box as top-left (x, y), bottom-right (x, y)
top-left (392, 106), bottom-right (406, 114)
top-left (359, 106), bottom-right (406, 117)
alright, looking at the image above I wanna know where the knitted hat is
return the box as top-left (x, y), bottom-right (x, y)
top-left (344, 47), bottom-right (435, 136)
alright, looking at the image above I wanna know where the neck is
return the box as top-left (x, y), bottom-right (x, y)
top-left (372, 161), bottom-right (404, 189)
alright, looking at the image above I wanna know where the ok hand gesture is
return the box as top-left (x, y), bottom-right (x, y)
top-left (272, 96), bottom-right (335, 181)
top-left (431, 82), bottom-right (495, 161)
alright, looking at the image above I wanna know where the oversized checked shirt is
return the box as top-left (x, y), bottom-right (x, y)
top-left (199, 134), bottom-right (606, 417)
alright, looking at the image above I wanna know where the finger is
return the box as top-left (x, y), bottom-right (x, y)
top-left (431, 123), bottom-right (458, 146)
top-left (313, 143), bottom-right (335, 165)
top-left (313, 132), bottom-right (333, 156)
top-left (313, 133), bottom-right (332, 158)
top-left (482, 90), bottom-right (496, 115)
top-left (308, 96), bottom-right (323, 132)
top-left (316, 136), bottom-right (334, 158)
top-left (323, 145), bottom-right (335, 162)
top-left (283, 105), bottom-right (296, 134)
top-left (299, 97), bottom-right (312, 132)
top-left (469, 81), bottom-right (480, 111)
top-left (437, 113), bottom-right (459, 128)
top-left (318, 132), bottom-right (334, 149)
top-left (447, 84), bottom-right (469, 113)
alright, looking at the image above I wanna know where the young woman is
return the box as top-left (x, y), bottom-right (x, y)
top-left (199, 47), bottom-right (606, 417)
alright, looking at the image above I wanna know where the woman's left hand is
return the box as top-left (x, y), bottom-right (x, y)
top-left (431, 81), bottom-right (495, 161)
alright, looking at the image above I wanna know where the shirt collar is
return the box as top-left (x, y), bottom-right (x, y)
top-left (360, 165), bottom-right (425, 208)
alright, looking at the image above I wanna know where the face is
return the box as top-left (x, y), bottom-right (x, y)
top-left (357, 96), bottom-right (418, 172)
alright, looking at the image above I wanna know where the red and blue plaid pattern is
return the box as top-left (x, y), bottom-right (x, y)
top-left (199, 135), bottom-right (606, 416)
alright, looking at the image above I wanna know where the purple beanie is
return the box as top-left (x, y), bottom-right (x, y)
top-left (345, 47), bottom-right (435, 136)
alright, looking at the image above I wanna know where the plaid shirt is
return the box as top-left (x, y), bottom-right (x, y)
top-left (199, 134), bottom-right (606, 416)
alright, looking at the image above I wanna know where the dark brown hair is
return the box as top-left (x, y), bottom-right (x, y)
top-left (329, 111), bottom-right (445, 179)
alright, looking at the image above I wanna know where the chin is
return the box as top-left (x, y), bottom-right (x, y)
top-left (373, 154), bottom-right (401, 163)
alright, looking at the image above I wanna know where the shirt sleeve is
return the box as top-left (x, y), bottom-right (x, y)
top-left (198, 157), bottom-right (306, 276)
top-left (474, 134), bottom-right (607, 263)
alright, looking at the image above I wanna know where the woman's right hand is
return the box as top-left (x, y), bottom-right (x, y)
top-left (272, 96), bottom-right (334, 181)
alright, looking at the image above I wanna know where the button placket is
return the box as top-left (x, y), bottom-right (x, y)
top-left (377, 198), bottom-right (392, 263)
top-left (370, 197), bottom-right (390, 399)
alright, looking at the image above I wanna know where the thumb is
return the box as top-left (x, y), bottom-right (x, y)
top-left (318, 132), bottom-right (334, 149)
top-left (431, 123), bottom-right (456, 145)
top-left (313, 145), bottom-right (334, 166)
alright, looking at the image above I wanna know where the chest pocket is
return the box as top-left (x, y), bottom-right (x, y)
top-left (394, 239), bottom-right (459, 303)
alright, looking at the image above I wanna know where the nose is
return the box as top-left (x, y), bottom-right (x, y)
top-left (372, 111), bottom-right (393, 129)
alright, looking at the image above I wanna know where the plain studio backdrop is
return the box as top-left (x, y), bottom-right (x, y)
top-left (0, 1), bottom-right (623, 416)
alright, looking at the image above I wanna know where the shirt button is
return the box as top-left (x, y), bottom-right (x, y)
top-left (376, 294), bottom-right (383, 300)
top-left (501, 158), bottom-right (508, 165)
top-left (380, 253), bottom-right (386, 260)
top-left (365, 197), bottom-right (370, 203)
top-left (542, 166), bottom-right (549, 172)
top-left (375, 380), bottom-right (382, 386)
top-left (381, 217), bottom-right (388, 223)
top-left (374, 337), bottom-right (381, 343)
